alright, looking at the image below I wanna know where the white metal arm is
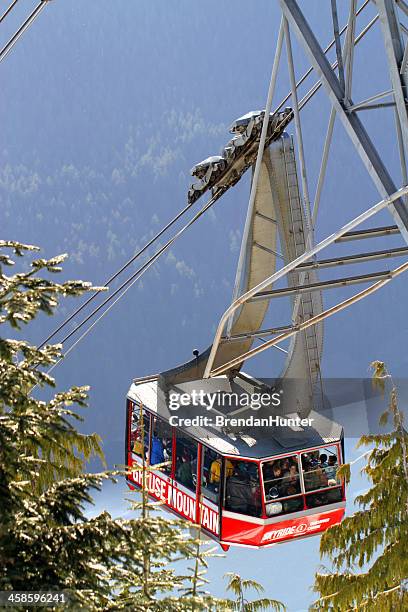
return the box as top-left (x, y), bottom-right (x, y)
top-left (203, 185), bottom-right (408, 378)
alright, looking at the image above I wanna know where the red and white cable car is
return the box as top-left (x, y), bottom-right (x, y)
top-left (126, 122), bottom-right (347, 548)
top-left (125, 372), bottom-right (345, 550)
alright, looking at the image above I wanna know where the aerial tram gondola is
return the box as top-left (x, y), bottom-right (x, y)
top-left (126, 109), bottom-right (346, 549)
top-left (10, 0), bottom-right (406, 552)
top-left (125, 374), bottom-right (345, 549)
top-left (13, 0), bottom-right (405, 553)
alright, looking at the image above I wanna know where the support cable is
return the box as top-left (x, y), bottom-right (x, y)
top-left (51, 191), bottom-right (221, 351)
top-left (39, 199), bottom-right (199, 348)
top-left (274, 0), bottom-right (371, 113)
top-left (0, 1), bottom-right (48, 64)
top-left (0, 0), bottom-right (19, 25)
top-left (41, 110), bottom-right (292, 352)
top-left (39, 2), bottom-right (376, 349)
top-left (330, 0), bottom-right (346, 94)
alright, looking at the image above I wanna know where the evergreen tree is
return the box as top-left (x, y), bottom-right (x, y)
top-left (178, 526), bottom-right (228, 610)
top-left (0, 241), bottom-right (197, 609)
top-left (224, 573), bottom-right (286, 611)
top-left (112, 410), bottom-right (227, 610)
top-left (0, 241), bottom-right (105, 492)
top-left (312, 361), bottom-right (408, 611)
top-left (1, 240), bottom-right (274, 611)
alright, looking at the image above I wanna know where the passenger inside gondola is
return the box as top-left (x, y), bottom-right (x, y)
top-left (263, 454), bottom-right (305, 516)
top-left (175, 433), bottom-right (197, 492)
top-left (176, 451), bottom-right (194, 490)
top-left (301, 446), bottom-right (343, 508)
top-left (150, 430), bottom-right (165, 465)
top-left (131, 428), bottom-right (143, 455)
top-left (225, 466), bottom-right (252, 514)
top-left (271, 463), bottom-right (283, 483)
top-left (200, 448), bottom-right (221, 503)
top-left (280, 458), bottom-right (290, 473)
top-left (282, 464), bottom-right (301, 494)
top-left (130, 406), bottom-right (150, 459)
top-left (209, 456), bottom-right (222, 486)
top-left (263, 455), bottom-right (300, 499)
top-left (302, 460), bottom-right (328, 491)
top-left (319, 453), bottom-right (328, 467)
top-left (325, 455), bottom-right (338, 481)
top-left (149, 417), bottom-right (173, 473)
top-left (224, 460), bottom-right (262, 517)
top-left (209, 455), bottom-right (234, 488)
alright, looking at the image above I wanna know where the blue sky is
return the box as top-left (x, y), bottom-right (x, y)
top-left (2, 1), bottom-right (408, 609)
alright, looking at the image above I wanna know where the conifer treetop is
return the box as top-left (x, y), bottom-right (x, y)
top-left (312, 362), bottom-right (408, 611)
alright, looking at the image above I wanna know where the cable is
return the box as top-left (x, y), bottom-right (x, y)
top-left (0, 1), bottom-right (48, 64)
top-left (46, 249), bottom-right (176, 377)
top-left (38, 0), bottom-right (373, 349)
top-left (273, 0), bottom-right (371, 113)
top-left (0, 0), bottom-right (19, 25)
top-left (42, 111), bottom-right (290, 350)
top-left (39, 199), bottom-right (198, 348)
top-left (40, 112), bottom-right (293, 377)
top-left (55, 190), bottom-right (222, 350)
top-left (41, 112), bottom-right (292, 370)
top-left (30, 191), bottom-right (222, 390)
top-left (54, 112), bottom-right (292, 350)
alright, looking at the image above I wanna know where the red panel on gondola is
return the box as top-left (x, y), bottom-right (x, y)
top-left (221, 507), bottom-right (345, 546)
top-left (128, 456), bottom-right (219, 537)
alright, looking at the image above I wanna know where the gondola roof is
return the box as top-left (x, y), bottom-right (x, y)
top-left (127, 374), bottom-right (342, 459)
